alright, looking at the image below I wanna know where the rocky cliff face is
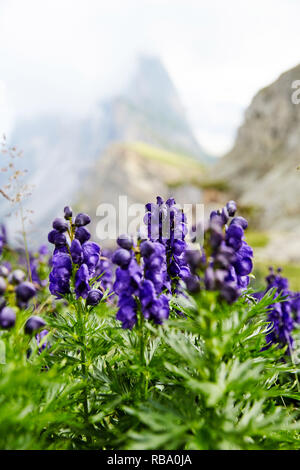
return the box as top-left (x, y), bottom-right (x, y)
top-left (216, 64), bottom-right (300, 232)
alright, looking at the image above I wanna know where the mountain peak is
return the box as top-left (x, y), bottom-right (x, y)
top-left (100, 54), bottom-right (209, 161)
top-left (127, 55), bottom-right (179, 111)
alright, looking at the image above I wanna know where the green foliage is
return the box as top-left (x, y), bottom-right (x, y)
top-left (0, 286), bottom-right (299, 449)
top-left (126, 141), bottom-right (204, 171)
top-left (123, 291), bottom-right (300, 450)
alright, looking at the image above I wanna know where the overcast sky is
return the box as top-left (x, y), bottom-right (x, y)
top-left (1, 0), bottom-right (300, 155)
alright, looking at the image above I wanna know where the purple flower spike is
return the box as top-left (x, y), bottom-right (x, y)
top-left (254, 267), bottom-right (297, 351)
top-left (184, 201), bottom-right (253, 304)
top-left (48, 208), bottom-right (101, 301)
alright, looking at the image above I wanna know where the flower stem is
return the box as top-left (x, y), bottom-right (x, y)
top-left (139, 312), bottom-right (145, 366)
top-left (76, 301), bottom-right (91, 444)
top-left (138, 308), bottom-right (148, 400)
top-left (81, 347), bottom-right (89, 420)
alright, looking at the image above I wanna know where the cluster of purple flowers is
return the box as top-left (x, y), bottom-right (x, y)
top-left (0, 257), bottom-right (47, 338)
top-left (0, 263), bottom-right (37, 329)
top-left (48, 206), bottom-right (103, 306)
top-left (255, 267), bottom-right (300, 351)
top-left (139, 240), bottom-right (170, 324)
top-left (112, 197), bottom-right (254, 329)
top-left (113, 234), bottom-right (170, 329)
top-left (144, 197), bottom-right (190, 293)
top-left (113, 236), bottom-right (142, 329)
top-left (112, 196), bottom-right (191, 329)
top-left (185, 201), bottom-right (253, 303)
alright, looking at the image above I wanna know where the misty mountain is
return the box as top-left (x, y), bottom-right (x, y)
top-left (2, 56), bottom-right (209, 245)
top-left (99, 56), bottom-right (210, 161)
top-left (77, 141), bottom-right (204, 245)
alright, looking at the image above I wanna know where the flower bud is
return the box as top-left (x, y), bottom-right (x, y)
top-left (140, 241), bottom-right (155, 257)
top-left (185, 274), bottom-right (201, 294)
top-left (86, 289), bottom-right (103, 306)
top-left (75, 213), bottom-right (91, 227)
top-left (15, 282), bottom-right (36, 302)
top-left (64, 206), bottom-right (73, 219)
top-left (0, 307), bottom-right (16, 329)
top-left (221, 206), bottom-right (229, 224)
top-left (75, 226), bottom-right (91, 244)
top-left (226, 200), bottom-right (237, 217)
top-left (48, 230), bottom-right (67, 247)
top-left (52, 217), bottom-right (68, 232)
top-left (24, 315), bottom-right (46, 334)
top-left (112, 248), bottom-right (131, 268)
top-left (230, 216), bottom-right (248, 230)
top-left (117, 234), bottom-right (133, 251)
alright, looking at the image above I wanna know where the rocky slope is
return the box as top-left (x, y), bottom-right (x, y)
top-left (216, 64), bottom-right (300, 233)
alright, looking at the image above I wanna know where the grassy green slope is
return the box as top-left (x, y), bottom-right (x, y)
top-left (126, 141), bottom-right (204, 171)
top-left (246, 230), bottom-right (300, 291)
